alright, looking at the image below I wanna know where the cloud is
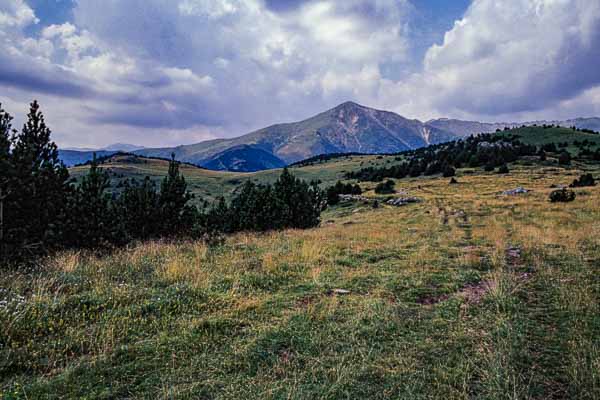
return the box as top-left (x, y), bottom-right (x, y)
top-left (63, 0), bottom-right (412, 135)
top-left (419, 0), bottom-right (600, 116)
top-left (0, 0), bottom-right (38, 28)
top-left (1, 0), bottom-right (600, 149)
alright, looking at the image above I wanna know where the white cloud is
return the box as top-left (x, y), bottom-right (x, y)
top-left (2, 0), bottom-right (600, 149)
top-left (0, 0), bottom-right (37, 29)
top-left (418, 0), bottom-right (600, 116)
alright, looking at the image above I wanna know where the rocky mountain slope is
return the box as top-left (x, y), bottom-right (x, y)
top-left (135, 102), bottom-right (457, 166)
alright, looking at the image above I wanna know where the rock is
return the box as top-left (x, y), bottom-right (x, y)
top-left (502, 187), bottom-right (529, 196)
top-left (386, 197), bottom-right (422, 206)
top-left (339, 194), bottom-right (370, 202)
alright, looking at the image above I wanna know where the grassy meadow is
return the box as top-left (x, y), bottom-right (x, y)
top-left (68, 153), bottom-right (391, 203)
top-left (1, 163), bottom-right (599, 399)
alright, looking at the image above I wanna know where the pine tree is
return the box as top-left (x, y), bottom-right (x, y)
top-left (0, 104), bottom-right (15, 260)
top-left (67, 154), bottom-right (113, 248)
top-left (116, 177), bottom-right (160, 240)
top-left (229, 181), bottom-right (260, 231)
top-left (442, 164), bottom-right (456, 177)
top-left (206, 196), bottom-right (231, 233)
top-left (158, 154), bottom-right (193, 236)
top-left (9, 101), bottom-right (70, 256)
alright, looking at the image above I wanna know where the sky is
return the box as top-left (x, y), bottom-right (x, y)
top-left (1, 0), bottom-right (599, 148)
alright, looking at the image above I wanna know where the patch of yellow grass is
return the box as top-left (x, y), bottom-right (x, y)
top-left (52, 251), bottom-right (81, 273)
top-left (158, 243), bottom-right (209, 287)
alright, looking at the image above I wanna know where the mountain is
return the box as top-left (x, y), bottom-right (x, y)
top-left (64, 143), bottom-right (144, 152)
top-left (58, 150), bottom-right (119, 167)
top-left (61, 102), bottom-right (600, 172)
top-left (59, 143), bottom-right (145, 166)
top-left (427, 117), bottom-right (600, 137)
top-left (426, 119), bottom-right (521, 137)
top-left (200, 145), bottom-right (286, 172)
top-left (556, 117), bottom-right (600, 132)
top-left (101, 143), bottom-right (145, 152)
top-left (136, 102), bottom-right (458, 166)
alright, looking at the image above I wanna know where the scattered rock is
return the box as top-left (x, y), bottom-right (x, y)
top-left (387, 197), bottom-right (422, 207)
top-left (502, 187), bottom-right (530, 196)
top-left (339, 194), bottom-right (370, 202)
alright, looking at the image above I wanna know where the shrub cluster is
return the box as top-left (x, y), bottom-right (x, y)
top-left (558, 151), bottom-right (571, 165)
top-left (203, 170), bottom-right (324, 234)
top-left (326, 181), bottom-right (362, 205)
top-left (570, 173), bottom-right (595, 188)
top-left (374, 180), bottom-right (395, 194)
top-left (549, 188), bottom-right (576, 203)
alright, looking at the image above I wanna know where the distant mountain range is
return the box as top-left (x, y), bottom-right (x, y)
top-left (59, 102), bottom-right (600, 171)
top-left (59, 143), bottom-right (146, 167)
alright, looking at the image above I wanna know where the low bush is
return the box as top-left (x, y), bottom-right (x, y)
top-left (558, 151), bottom-right (571, 165)
top-left (570, 173), bottom-right (595, 188)
top-left (549, 188), bottom-right (576, 203)
top-left (374, 180), bottom-right (395, 194)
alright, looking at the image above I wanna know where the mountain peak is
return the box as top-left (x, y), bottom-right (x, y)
top-left (334, 101), bottom-right (367, 111)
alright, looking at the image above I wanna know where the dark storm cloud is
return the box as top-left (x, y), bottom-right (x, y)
top-left (0, 53), bottom-right (93, 99)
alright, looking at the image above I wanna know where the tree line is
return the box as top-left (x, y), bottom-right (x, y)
top-left (0, 102), bottom-right (325, 265)
top-left (346, 134), bottom-right (539, 182)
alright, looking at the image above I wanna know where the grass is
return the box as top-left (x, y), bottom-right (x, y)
top-left (498, 126), bottom-right (600, 153)
top-left (68, 153), bottom-right (392, 203)
top-left (2, 164), bottom-right (599, 399)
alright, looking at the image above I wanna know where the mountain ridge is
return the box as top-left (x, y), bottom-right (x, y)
top-left (133, 101), bottom-right (458, 167)
top-left (59, 102), bottom-right (600, 171)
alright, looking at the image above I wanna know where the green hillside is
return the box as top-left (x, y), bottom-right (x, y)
top-left (70, 126), bottom-right (600, 203)
top-left (69, 153), bottom-right (395, 202)
top-left (497, 126), bottom-right (600, 150)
